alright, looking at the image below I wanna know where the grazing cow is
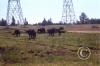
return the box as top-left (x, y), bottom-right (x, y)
top-left (47, 28), bottom-right (57, 36)
top-left (26, 29), bottom-right (36, 40)
top-left (14, 29), bottom-right (20, 37)
top-left (26, 29), bottom-right (31, 39)
top-left (47, 27), bottom-right (65, 36)
top-left (57, 27), bottom-right (65, 36)
top-left (57, 29), bottom-right (61, 36)
top-left (31, 29), bottom-right (36, 39)
top-left (37, 28), bottom-right (46, 34)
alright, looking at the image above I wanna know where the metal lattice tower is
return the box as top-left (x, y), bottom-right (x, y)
top-left (62, 0), bottom-right (76, 24)
top-left (6, 0), bottom-right (24, 25)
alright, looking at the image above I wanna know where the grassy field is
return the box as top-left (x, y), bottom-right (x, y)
top-left (0, 28), bottom-right (99, 66)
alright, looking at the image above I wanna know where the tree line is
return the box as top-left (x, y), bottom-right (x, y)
top-left (76, 12), bottom-right (100, 24)
top-left (0, 12), bottom-right (100, 26)
top-left (0, 17), bottom-right (28, 26)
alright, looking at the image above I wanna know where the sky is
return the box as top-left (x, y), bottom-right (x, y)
top-left (0, 0), bottom-right (100, 24)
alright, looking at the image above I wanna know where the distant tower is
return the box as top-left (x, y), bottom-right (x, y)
top-left (61, 0), bottom-right (76, 24)
top-left (6, 0), bottom-right (24, 25)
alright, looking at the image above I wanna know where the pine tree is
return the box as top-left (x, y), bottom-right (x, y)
top-left (11, 16), bottom-right (16, 26)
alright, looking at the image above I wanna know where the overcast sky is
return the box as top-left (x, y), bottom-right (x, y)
top-left (0, 0), bottom-right (100, 24)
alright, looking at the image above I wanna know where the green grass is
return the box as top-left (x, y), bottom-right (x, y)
top-left (0, 29), bottom-right (99, 66)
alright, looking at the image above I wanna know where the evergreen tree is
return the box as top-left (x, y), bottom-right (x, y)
top-left (79, 12), bottom-right (88, 24)
top-left (11, 16), bottom-right (16, 26)
top-left (41, 18), bottom-right (47, 26)
top-left (24, 18), bottom-right (28, 25)
top-left (0, 18), bottom-right (7, 26)
top-left (47, 18), bottom-right (53, 25)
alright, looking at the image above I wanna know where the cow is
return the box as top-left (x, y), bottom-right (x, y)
top-left (37, 28), bottom-right (46, 34)
top-left (47, 28), bottom-right (57, 36)
top-left (26, 29), bottom-right (36, 40)
top-left (47, 27), bottom-right (66, 36)
top-left (13, 29), bottom-right (21, 37)
top-left (57, 27), bottom-right (66, 36)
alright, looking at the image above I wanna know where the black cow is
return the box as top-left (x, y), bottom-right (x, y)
top-left (26, 29), bottom-right (36, 40)
top-left (14, 29), bottom-right (20, 37)
top-left (57, 27), bottom-right (65, 36)
top-left (37, 28), bottom-right (46, 34)
top-left (47, 28), bottom-right (57, 36)
top-left (47, 27), bottom-right (65, 36)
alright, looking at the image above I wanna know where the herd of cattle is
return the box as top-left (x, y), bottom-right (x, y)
top-left (13, 27), bottom-right (66, 40)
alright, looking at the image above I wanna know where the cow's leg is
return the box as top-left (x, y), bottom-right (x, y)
top-left (29, 34), bottom-right (31, 40)
top-left (33, 33), bottom-right (36, 40)
top-left (18, 33), bottom-right (20, 37)
top-left (52, 33), bottom-right (54, 37)
top-left (16, 34), bottom-right (18, 37)
top-left (58, 32), bottom-right (61, 36)
top-left (33, 36), bottom-right (35, 39)
top-left (32, 35), bottom-right (34, 39)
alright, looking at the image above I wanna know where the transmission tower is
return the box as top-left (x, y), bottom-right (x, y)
top-left (6, 0), bottom-right (24, 25)
top-left (61, 0), bottom-right (76, 24)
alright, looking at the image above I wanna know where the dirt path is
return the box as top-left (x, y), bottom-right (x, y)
top-left (67, 31), bottom-right (100, 33)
